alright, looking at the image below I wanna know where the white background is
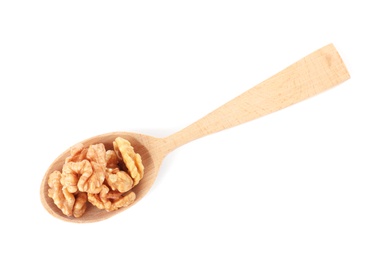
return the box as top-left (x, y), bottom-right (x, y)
top-left (0, 1), bottom-right (370, 259)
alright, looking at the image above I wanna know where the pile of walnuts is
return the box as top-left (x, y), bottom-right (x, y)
top-left (47, 137), bottom-right (144, 218)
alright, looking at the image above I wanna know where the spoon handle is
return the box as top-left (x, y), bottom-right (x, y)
top-left (164, 44), bottom-right (350, 152)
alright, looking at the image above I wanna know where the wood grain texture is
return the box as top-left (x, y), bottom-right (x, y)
top-left (40, 43), bottom-right (350, 223)
top-left (164, 44), bottom-right (350, 151)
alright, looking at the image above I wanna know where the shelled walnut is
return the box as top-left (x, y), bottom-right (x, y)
top-left (47, 137), bottom-right (144, 218)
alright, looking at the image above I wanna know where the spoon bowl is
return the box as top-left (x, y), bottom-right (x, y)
top-left (40, 132), bottom-right (170, 223)
top-left (40, 44), bottom-right (350, 223)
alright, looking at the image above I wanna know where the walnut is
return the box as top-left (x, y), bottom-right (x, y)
top-left (78, 144), bottom-right (107, 194)
top-left (73, 192), bottom-right (88, 218)
top-left (48, 137), bottom-right (144, 218)
top-left (88, 185), bottom-right (136, 212)
top-left (87, 143), bottom-right (106, 166)
top-left (87, 185), bottom-right (111, 210)
top-left (65, 143), bottom-right (88, 163)
top-left (61, 160), bottom-right (92, 193)
top-left (48, 170), bottom-right (87, 217)
top-left (105, 168), bottom-right (133, 193)
top-left (109, 191), bottom-right (136, 211)
top-left (113, 137), bottom-right (144, 186)
top-left (60, 169), bottom-right (78, 193)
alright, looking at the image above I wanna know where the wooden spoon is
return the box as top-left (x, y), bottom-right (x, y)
top-left (40, 44), bottom-right (350, 223)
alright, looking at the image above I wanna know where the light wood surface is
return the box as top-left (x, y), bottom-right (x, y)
top-left (163, 43), bottom-right (350, 151)
top-left (40, 43), bottom-right (350, 223)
